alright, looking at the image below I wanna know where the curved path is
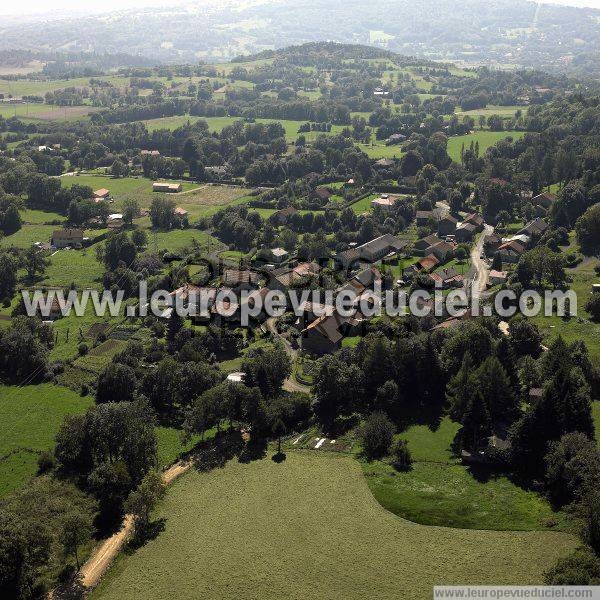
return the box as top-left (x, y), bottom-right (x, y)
top-left (265, 317), bottom-right (311, 394)
top-left (79, 460), bottom-right (191, 589)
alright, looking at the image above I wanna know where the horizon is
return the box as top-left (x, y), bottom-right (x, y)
top-left (1, 0), bottom-right (600, 18)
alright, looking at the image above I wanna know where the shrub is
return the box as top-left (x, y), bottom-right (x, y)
top-left (585, 294), bottom-right (600, 322)
top-left (390, 439), bottom-right (413, 471)
top-left (78, 342), bottom-right (89, 356)
top-left (37, 450), bottom-right (56, 474)
top-left (545, 548), bottom-right (600, 585)
top-left (359, 412), bottom-right (395, 460)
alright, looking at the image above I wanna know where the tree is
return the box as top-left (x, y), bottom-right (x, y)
top-left (390, 439), bottom-right (412, 471)
top-left (0, 252), bottom-right (17, 301)
top-left (132, 228), bottom-right (148, 249)
top-left (271, 418), bottom-right (286, 456)
top-left (166, 309), bottom-right (184, 353)
top-left (313, 355), bottom-right (362, 433)
top-left (491, 252), bottom-right (502, 271)
top-left (446, 352), bottom-right (475, 421)
top-left (508, 316), bottom-right (542, 358)
top-left (575, 203), bottom-right (600, 256)
top-left (460, 390), bottom-right (491, 452)
top-left (149, 197), bottom-right (176, 230)
top-left (59, 511), bottom-right (93, 569)
top-left (358, 412), bottom-right (395, 460)
top-left (96, 363), bottom-right (137, 404)
top-left (122, 198), bottom-right (140, 227)
top-left (124, 469), bottom-right (166, 535)
top-left (1, 204), bottom-right (22, 235)
top-left (585, 293), bottom-right (600, 322)
top-left (475, 356), bottom-right (519, 427)
top-left (111, 159), bottom-right (128, 178)
top-left (241, 343), bottom-right (291, 399)
top-left (23, 245), bottom-right (49, 281)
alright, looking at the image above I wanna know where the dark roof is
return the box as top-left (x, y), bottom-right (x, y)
top-left (354, 267), bottom-right (382, 287)
top-left (416, 210), bottom-right (434, 220)
top-left (223, 270), bottom-right (259, 286)
top-left (358, 233), bottom-right (407, 256)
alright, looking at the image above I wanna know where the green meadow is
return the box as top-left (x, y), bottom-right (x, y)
top-left (447, 130), bottom-right (526, 163)
top-left (92, 452), bottom-right (576, 600)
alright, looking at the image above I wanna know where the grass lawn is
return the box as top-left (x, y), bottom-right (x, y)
top-left (0, 224), bottom-right (57, 248)
top-left (155, 427), bottom-right (205, 468)
top-left (447, 130), bottom-right (526, 163)
top-left (0, 102), bottom-right (97, 122)
top-left (357, 142), bottom-right (404, 159)
top-left (0, 383), bottom-right (92, 497)
top-left (363, 417), bottom-right (571, 531)
top-left (40, 245), bottom-right (105, 289)
top-left (455, 105), bottom-right (527, 120)
top-left (92, 452), bottom-right (576, 600)
top-left (20, 208), bottom-right (65, 224)
top-left (350, 194), bottom-right (378, 214)
top-left (530, 255), bottom-right (600, 363)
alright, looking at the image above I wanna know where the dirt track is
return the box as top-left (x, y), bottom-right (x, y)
top-left (79, 461), bottom-right (191, 589)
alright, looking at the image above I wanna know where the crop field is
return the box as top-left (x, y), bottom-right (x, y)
top-left (363, 418), bottom-right (571, 531)
top-left (0, 383), bottom-right (93, 497)
top-left (166, 185), bottom-right (252, 219)
top-left (447, 130), bottom-right (526, 163)
top-left (92, 452), bottom-right (576, 600)
top-left (73, 339), bottom-right (129, 374)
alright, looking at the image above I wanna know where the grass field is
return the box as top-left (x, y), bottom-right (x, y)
top-left (364, 418), bottom-right (571, 531)
top-left (455, 105), bottom-right (527, 120)
top-left (0, 223), bottom-right (57, 248)
top-left (530, 254), bottom-right (600, 363)
top-left (447, 130), bottom-right (526, 163)
top-left (0, 102), bottom-right (97, 122)
top-left (41, 245), bottom-right (105, 289)
top-left (0, 383), bottom-right (92, 497)
top-left (357, 142), bottom-right (404, 159)
top-left (350, 194), bottom-right (378, 214)
top-left (92, 452), bottom-right (576, 600)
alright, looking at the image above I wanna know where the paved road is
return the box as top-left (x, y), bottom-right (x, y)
top-left (470, 224), bottom-right (494, 298)
top-left (265, 317), bottom-right (311, 394)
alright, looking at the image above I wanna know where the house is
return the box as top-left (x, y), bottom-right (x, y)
top-left (261, 247), bottom-right (289, 264)
top-left (270, 206), bottom-right (297, 225)
top-left (153, 182), bottom-right (182, 193)
top-left (174, 207), bottom-right (188, 217)
top-left (497, 240), bottom-right (525, 263)
top-left (107, 213), bottom-right (124, 230)
top-left (374, 158), bottom-right (395, 168)
top-left (463, 213), bottom-right (485, 232)
top-left (354, 267), bottom-right (382, 290)
top-left (93, 188), bottom-right (110, 201)
top-left (438, 215), bottom-right (458, 237)
top-left (371, 194), bottom-right (399, 211)
top-left (336, 234), bottom-right (407, 269)
top-left (417, 254), bottom-right (440, 272)
top-left (311, 187), bottom-right (332, 202)
top-left (346, 178), bottom-right (356, 186)
top-left (414, 234), bottom-right (442, 254)
top-left (531, 192), bottom-right (556, 209)
top-left (141, 149), bottom-right (160, 156)
top-left (386, 133), bottom-right (406, 146)
top-left (518, 218), bottom-right (548, 238)
top-left (454, 222), bottom-right (477, 242)
top-left (430, 267), bottom-right (463, 289)
top-left (429, 240), bottom-right (455, 262)
top-left (484, 235), bottom-right (502, 256)
top-left (222, 269), bottom-right (259, 292)
top-left (403, 264), bottom-right (421, 279)
top-left (301, 310), bottom-right (364, 355)
top-left (51, 228), bottom-right (84, 249)
top-left (489, 270), bottom-right (508, 286)
top-left (416, 210), bottom-right (434, 227)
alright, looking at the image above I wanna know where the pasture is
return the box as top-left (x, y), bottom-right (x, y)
top-left (0, 102), bottom-right (97, 122)
top-left (357, 142), bottom-right (404, 159)
top-left (364, 418), bottom-right (571, 531)
top-left (447, 130), bottom-right (526, 163)
top-left (92, 452), bottom-right (576, 600)
top-left (0, 383), bottom-right (92, 497)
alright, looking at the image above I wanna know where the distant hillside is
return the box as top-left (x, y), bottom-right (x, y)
top-left (0, 0), bottom-right (598, 76)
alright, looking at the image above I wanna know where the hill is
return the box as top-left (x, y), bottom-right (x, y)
top-left (92, 452), bottom-right (576, 600)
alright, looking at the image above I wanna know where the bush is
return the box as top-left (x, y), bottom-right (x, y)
top-left (585, 294), bottom-right (600, 322)
top-left (545, 548), bottom-right (600, 585)
top-left (78, 342), bottom-right (89, 356)
top-left (390, 439), bottom-right (413, 471)
top-left (37, 450), bottom-right (56, 474)
top-left (359, 412), bottom-right (395, 460)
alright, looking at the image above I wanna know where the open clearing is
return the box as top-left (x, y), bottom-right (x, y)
top-left (364, 418), bottom-right (571, 531)
top-left (92, 452), bottom-right (575, 600)
top-left (0, 383), bottom-right (92, 497)
top-left (447, 130), bottom-right (526, 163)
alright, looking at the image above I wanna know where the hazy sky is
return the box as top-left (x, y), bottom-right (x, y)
top-left (1, 0), bottom-right (599, 16)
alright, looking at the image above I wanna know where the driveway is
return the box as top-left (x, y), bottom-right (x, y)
top-left (470, 224), bottom-right (494, 298)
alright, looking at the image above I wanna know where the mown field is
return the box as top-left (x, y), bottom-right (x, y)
top-left (363, 418), bottom-right (571, 531)
top-left (92, 452), bottom-right (576, 600)
top-left (0, 102), bottom-right (98, 121)
top-left (0, 383), bottom-right (92, 496)
top-left (447, 130), bottom-right (526, 163)
top-left (0, 382), bottom-right (200, 497)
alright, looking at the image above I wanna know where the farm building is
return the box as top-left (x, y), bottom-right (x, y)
top-left (153, 182), bottom-right (182, 193)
